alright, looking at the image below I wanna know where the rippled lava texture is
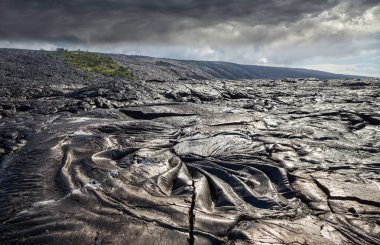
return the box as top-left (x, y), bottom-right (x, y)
top-left (0, 49), bottom-right (380, 244)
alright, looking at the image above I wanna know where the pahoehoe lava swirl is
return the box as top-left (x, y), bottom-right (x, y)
top-left (0, 118), bottom-right (296, 244)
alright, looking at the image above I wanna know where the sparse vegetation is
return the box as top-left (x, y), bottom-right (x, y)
top-left (51, 49), bottom-right (134, 79)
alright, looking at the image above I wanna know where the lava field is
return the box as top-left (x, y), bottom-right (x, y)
top-left (0, 49), bottom-right (379, 244)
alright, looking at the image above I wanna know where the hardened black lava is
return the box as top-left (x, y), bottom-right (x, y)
top-left (0, 49), bottom-right (379, 244)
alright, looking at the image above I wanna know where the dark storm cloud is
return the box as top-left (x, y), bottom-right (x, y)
top-left (0, 0), bottom-right (370, 44)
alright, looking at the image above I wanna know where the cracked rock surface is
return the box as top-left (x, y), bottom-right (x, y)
top-left (0, 49), bottom-right (380, 244)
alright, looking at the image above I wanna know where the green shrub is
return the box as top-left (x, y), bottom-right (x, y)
top-left (51, 50), bottom-right (134, 79)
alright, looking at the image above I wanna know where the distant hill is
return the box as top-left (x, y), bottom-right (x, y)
top-left (0, 48), bottom-right (367, 81)
top-left (110, 54), bottom-right (367, 80)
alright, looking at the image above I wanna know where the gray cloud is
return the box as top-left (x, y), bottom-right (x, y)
top-left (0, 0), bottom-right (354, 43)
top-left (0, 0), bottom-right (378, 45)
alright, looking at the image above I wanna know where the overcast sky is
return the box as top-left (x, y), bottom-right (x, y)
top-left (1, 0), bottom-right (379, 77)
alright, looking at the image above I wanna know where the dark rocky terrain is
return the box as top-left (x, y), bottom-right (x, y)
top-left (0, 48), bottom-right (379, 244)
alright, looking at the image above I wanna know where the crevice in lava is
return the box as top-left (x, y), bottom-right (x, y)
top-left (313, 178), bottom-right (380, 210)
top-left (312, 178), bottom-right (337, 213)
top-left (120, 109), bottom-right (197, 120)
top-left (188, 179), bottom-right (196, 245)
